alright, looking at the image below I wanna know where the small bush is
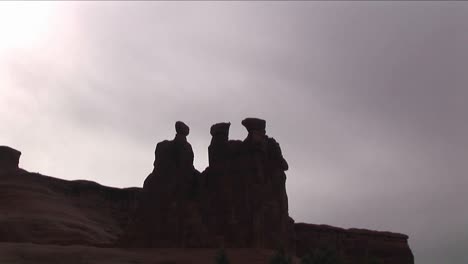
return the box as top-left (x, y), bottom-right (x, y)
top-left (215, 248), bottom-right (230, 264)
top-left (270, 248), bottom-right (292, 264)
top-left (300, 247), bottom-right (343, 264)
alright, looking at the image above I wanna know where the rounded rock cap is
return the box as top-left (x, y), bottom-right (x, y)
top-left (210, 122), bottom-right (231, 136)
top-left (175, 121), bottom-right (190, 136)
top-left (241, 118), bottom-right (266, 132)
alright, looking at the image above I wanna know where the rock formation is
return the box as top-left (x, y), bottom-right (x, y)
top-left (0, 146), bottom-right (21, 172)
top-left (129, 121), bottom-right (205, 247)
top-left (129, 118), bottom-right (295, 251)
top-left (208, 122), bottom-right (230, 167)
top-left (201, 118), bottom-right (294, 251)
top-left (295, 223), bottom-right (414, 264)
top-left (0, 159), bottom-right (139, 246)
top-left (0, 119), bottom-right (415, 263)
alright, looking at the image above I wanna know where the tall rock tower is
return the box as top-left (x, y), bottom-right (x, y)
top-left (129, 121), bottom-right (206, 247)
top-left (127, 118), bottom-right (295, 251)
top-left (202, 118), bottom-right (294, 251)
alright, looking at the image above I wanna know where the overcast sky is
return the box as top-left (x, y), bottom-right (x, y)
top-left (0, 2), bottom-right (467, 263)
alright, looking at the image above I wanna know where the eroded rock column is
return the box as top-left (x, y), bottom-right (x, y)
top-left (131, 121), bottom-right (206, 247)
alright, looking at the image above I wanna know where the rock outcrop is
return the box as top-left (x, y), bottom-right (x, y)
top-left (0, 119), bottom-right (415, 263)
top-left (0, 146), bottom-right (21, 172)
top-left (295, 223), bottom-right (414, 264)
top-left (0, 167), bottom-right (140, 245)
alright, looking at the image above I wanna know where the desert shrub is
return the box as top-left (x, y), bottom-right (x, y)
top-left (215, 248), bottom-right (230, 264)
top-left (300, 247), bottom-right (343, 264)
top-left (270, 248), bottom-right (292, 264)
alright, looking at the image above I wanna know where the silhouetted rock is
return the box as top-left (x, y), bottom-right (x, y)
top-left (175, 121), bottom-right (190, 136)
top-left (0, 169), bottom-right (140, 245)
top-left (241, 117), bottom-right (266, 133)
top-left (129, 119), bottom-right (295, 251)
top-left (295, 223), bottom-right (414, 264)
top-left (0, 120), bottom-right (414, 263)
top-left (208, 122), bottom-right (230, 167)
top-left (0, 146), bottom-right (21, 172)
top-left (267, 138), bottom-right (289, 171)
top-left (202, 118), bottom-right (294, 251)
top-left (129, 121), bottom-right (206, 247)
top-left (210, 122), bottom-right (230, 137)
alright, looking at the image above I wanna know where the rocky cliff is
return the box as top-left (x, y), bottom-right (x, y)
top-left (295, 223), bottom-right (414, 264)
top-left (0, 146), bottom-right (140, 246)
top-left (0, 120), bottom-right (414, 263)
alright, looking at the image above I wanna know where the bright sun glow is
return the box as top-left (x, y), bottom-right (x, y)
top-left (0, 2), bottom-right (57, 53)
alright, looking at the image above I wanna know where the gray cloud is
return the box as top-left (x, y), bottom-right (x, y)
top-left (1, 2), bottom-right (467, 263)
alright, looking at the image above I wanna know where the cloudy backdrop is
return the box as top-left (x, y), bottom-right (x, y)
top-left (1, 2), bottom-right (467, 263)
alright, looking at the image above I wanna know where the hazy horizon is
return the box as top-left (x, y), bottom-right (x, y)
top-left (1, 2), bottom-right (467, 263)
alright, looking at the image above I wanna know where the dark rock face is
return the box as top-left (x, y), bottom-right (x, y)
top-left (202, 118), bottom-right (294, 251)
top-left (0, 146), bottom-right (139, 246)
top-left (0, 169), bottom-right (140, 245)
top-left (175, 121), bottom-right (190, 136)
top-left (127, 119), bottom-right (413, 262)
top-left (208, 122), bottom-right (230, 167)
top-left (0, 121), bottom-right (415, 262)
top-left (295, 223), bottom-right (414, 264)
top-left (129, 121), bottom-right (204, 247)
top-left (129, 119), bottom-right (295, 251)
top-left (241, 118), bottom-right (266, 133)
top-left (0, 146), bottom-right (21, 172)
